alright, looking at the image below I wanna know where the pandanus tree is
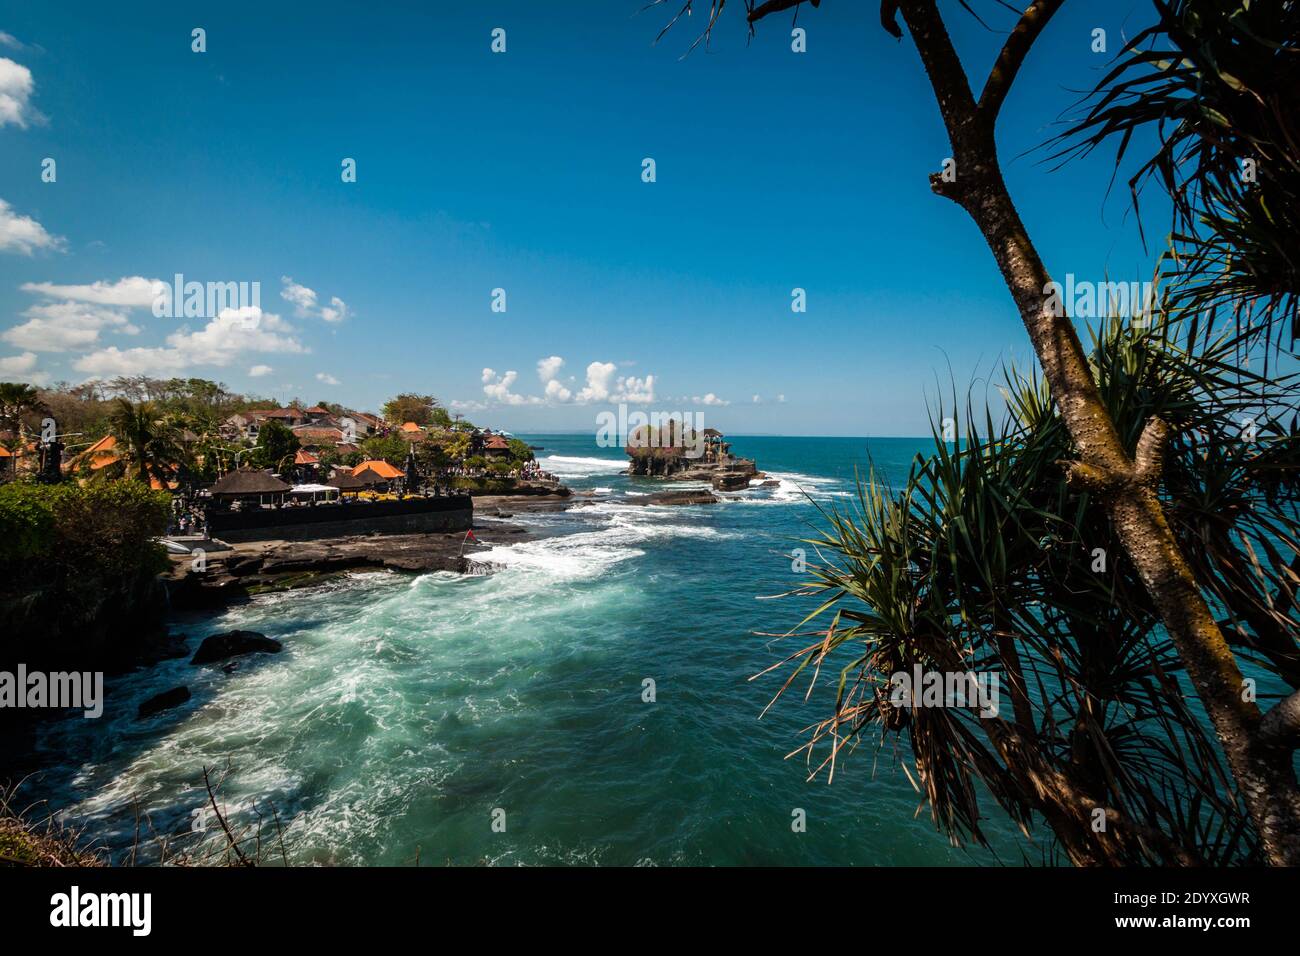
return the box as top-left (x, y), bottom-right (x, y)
top-left (653, 0), bottom-right (1300, 862)
top-left (776, 317), bottom-right (1298, 864)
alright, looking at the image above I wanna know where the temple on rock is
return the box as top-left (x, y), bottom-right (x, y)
top-left (625, 424), bottom-right (761, 490)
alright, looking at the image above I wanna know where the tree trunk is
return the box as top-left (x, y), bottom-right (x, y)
top-left (897, 0), bottom-right (1300, 865)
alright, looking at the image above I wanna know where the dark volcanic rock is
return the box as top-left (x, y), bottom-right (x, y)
top-left (631, 490), bottom-right (719, 506)
top-left (711, 472), bottom-right (752, 491)
top-left (190, 630), bottom-right (283, 665)
top-left (137, 686), bottom-right (191, 719)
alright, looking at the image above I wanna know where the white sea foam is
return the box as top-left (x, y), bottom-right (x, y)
top-left (470, 504), bottom-right (734, 580)
top-left (733, 471), bottom-right (851, 504)
top-left (538, 455), bottom-right (628, 478)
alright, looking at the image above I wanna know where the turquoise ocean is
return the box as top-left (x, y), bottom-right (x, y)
top-left (23, 435), bottom-right (1029, 865)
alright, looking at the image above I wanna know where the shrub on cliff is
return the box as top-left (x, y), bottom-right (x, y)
top-left (0, 480), bottom-right (172, 664)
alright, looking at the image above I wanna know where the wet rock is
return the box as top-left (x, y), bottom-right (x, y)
top-left (711, 472), bottom-right (752, 491)
top-left (190, 630), bottom-right (283, 666)
top-left (137, 686), bottom-right (191, 719)
top-left (630, 490), bottom-right (719, 506)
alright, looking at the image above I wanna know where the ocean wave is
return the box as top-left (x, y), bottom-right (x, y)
top-left (470, 505), bottom-right (736, 580)
top-left (538, 454), bottom-right (628, 478)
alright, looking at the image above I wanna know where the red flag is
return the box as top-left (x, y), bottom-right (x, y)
top-left (465, 529), bottom-right (478, 542)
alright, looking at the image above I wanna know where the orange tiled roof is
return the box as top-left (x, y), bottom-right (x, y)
top-left (293, 426), bottom-right (344, 442)
top-left (294, 449), bottom-right (320, 465)
top-left (66, 434), bottom-right (120, 471)
top-left (351, 459), bottom-right (403, 479)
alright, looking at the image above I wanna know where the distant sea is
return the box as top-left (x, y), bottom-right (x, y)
top-left (24, 434), bottom-right (1029, 865)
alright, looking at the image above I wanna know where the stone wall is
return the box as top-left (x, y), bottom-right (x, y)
top-left (207, 496), bottom-right (472, 543)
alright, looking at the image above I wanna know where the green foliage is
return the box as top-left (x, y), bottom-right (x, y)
top-left (382, 393), bottom-right (442, 426)
top-left (360, 432), bottom-right (408, 464)
top-left (1057, 0), bottom-right (1300, 354)
top-left (252, 419), bottom-right (300, 471)
top-left (0, 381), bottom-right (44, 440)
top-left (450, 476), bottom-right (516, 494)
top-left (0, 481), bottom-right (172, 663)
top-left (776, 318), bottom-right (1298, 864)
top-left (102, 399), bottom-right (184, 485)
top-left (506, 437), bottom-right (533, 463)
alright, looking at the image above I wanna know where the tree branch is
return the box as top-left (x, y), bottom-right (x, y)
top-left (978, 0), bottom-right (1067, 120)
top-left (898, 2), bottom-right (980, 151)
top-left (1134, 415), bottom-right (1170, 485)
top-left (747, 0), bottom-right (820, 24)
top-left (1260, 689), bottom-right (1300, 754)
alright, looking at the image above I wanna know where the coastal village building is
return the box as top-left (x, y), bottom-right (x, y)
top-left (208, 468), bottom-right (292, 506)
top-left (292, 425), bottom-right (346, 451)
top-left (399, 422), bottom-right (427, 443)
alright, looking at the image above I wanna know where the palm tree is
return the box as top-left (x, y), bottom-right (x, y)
top-left (104, 398), bottom-right (184, 486)
top-left (0, 381), bottom-right (44, 443)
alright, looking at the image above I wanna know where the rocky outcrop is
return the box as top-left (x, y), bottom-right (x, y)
top-left (165, 518), bottom-right (545, 611)
top-left (629, 490), bottom-right (719, 506)
top-left (190, 630), bottom-right (283, 666)
top-left (137, 686), bottom-right (191, 719)
top-left (625, 426), bottom-right (762, 485)
top-left (711, 472), bottom-right (752, 491)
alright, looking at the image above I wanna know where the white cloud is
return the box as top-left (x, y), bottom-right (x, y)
top-left (777, 394), bottom-right (786, 403)
top-left (544, 379), bottom-right (572, 402)
top-left (573, 362), bottom-right (655, 404)
top-left (281, 276), bottom-right (348, 323)
top-left (2, 300), bottom-right (139, 352)
top-left (482, 368), bottom-right (541, 406)
top-left (249, 364), bottom-right (274, 377)
top-left (0, 57), bottom-right (38, 128)
top-left (320, 296), bottom-right (348, 324)
top-left (692, 393), bottom-right (730, 406)
top-left (450, 399), bottom-right (487, 412)
top-left (0, 33), bottom-right (25, 51)
top-left (316, 371), bottom-right (340, 386)
top-left (20, 276), bottom-right (163, 306)
top-left (537, 355), bottom-right (564, 383)
top-left (0, 351), bottom-right (47, 384)
top-left (475, 358), bottom-right (658, 407)
top-left (280, 276), bottom-right (317, 314)
top-left (752, 394), bottom-right (761, 403)
top-left (537, 356), bottom-right (571, 401)
top-left (616, 374), bottom-right (656, 404)
top-left (73, 306), bottom-right (305, 377)
top-left (0, 198), bottom-right (62, 255)
top-left (575, 361), bottom-right (617, 403)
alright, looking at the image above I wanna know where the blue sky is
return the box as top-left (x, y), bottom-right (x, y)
top-left (0, 0), bottom-right (1163, 435)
